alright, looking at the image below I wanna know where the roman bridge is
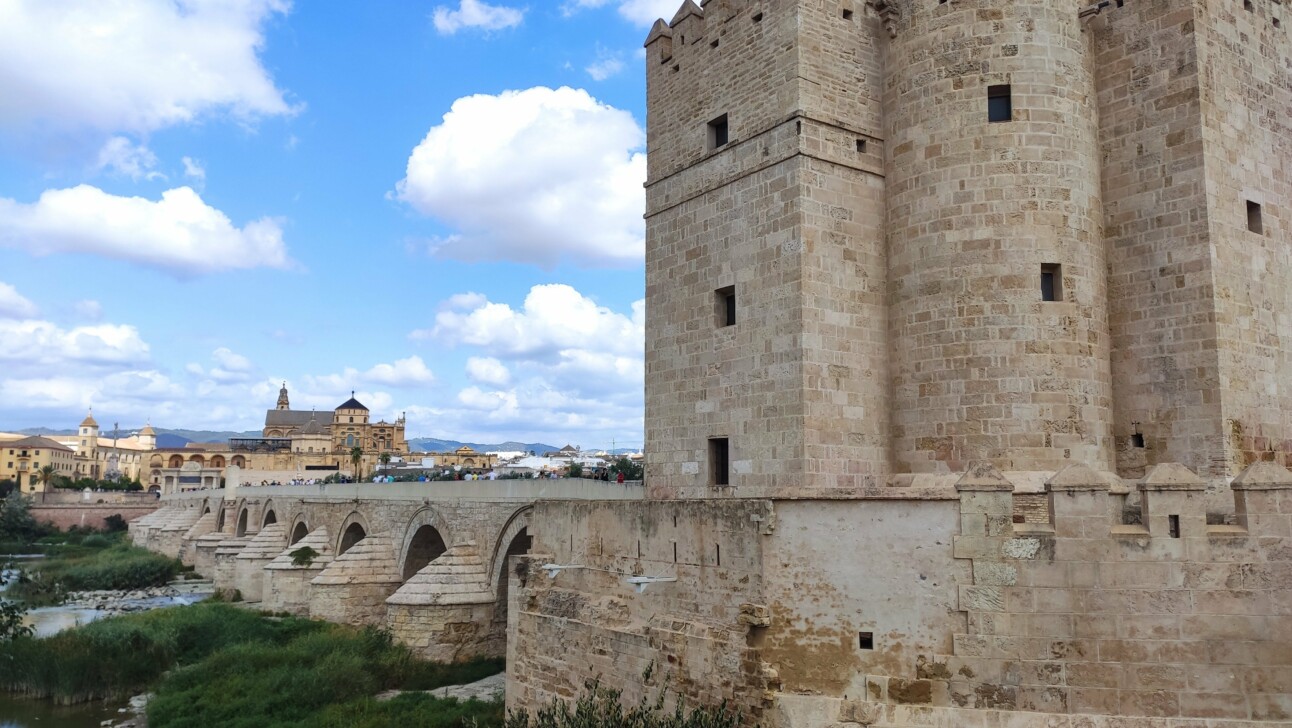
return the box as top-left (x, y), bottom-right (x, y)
top-left (129, 478), bottom-right (643, 662)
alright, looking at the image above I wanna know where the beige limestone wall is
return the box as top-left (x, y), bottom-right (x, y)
top-left (507, 500), bottom-right (776, 720)
top-left (1195, 0), bottom-right (1292, 475)
top-left (885, 0), bottom-right (1113, 475)
top-left (262, 568), bottom-right (322, 616)
top-left (1092, 1), bottom-right (1224, 480)
top-left (645, 0), bottom-right (800, 183)
top-left (759, 498), bottom-right (966, 697)
top-left (644, 2), bottom-right (891, 496)
top-left (309, 583), bottom-right (400, 627)
top-left (387, 603), bottom-right (497, 663)
top-left (861, 463), bottom-right (1292, 723)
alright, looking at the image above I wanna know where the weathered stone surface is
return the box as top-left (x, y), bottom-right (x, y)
top-left (387, 541), bottom-right (493, 606)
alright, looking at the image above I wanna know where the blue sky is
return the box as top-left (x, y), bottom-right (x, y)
top-left (0, 0), bottom-right (680, 450)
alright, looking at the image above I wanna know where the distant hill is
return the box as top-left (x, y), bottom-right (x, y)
top-left (16, 427), bottom-right (74, 437)
top-left (17, 425), bottom-right (575, 455)
top-left (157, 428), bottom-right (260, 444)
top-left (407, 438), bottom-right (560, 455)
top-left (17, 426), bottom-right (256, 445)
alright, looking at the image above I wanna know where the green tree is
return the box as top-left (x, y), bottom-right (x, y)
top-left (567, 462), bottom-right (584, 478)
top-left (610, 457), bottom-right (643, 481)
top-left (0, 492), bottom-right (46, 543)
top-left (0, 566), bottom-right (32, 642)
top-left (350, 446), bottom-right (363, 480)
top-left (379, 452), bottom-right (391, 473)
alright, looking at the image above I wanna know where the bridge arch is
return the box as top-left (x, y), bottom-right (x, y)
top-left (488, 505), bottom-right (534, 596)
top-left (336, 511), bottom-right (371, 555)
top-left (260, 499), bottom-right (278, 529)
top-left (289, 519), bottom-right (309, 545)
top-left (398, 507), bottom-right (453, 581)
top-left (235, 506), bottom-right (249, 537)
top-left (488, 506), bottom-right (533, 659)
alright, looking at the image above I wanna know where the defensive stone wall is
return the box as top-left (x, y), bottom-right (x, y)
top-left (509, 461), bottom-right (1292, 725)
top-left (31, 504), bottom-right (158, 531)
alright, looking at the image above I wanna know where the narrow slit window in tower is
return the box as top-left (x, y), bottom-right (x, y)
top-left (709, 438), bottom-right (730, 486)
top-left (987, 84), bottom-right (1012, 123)
top-left (859, 632), bottom-right (874, 650)
top-left (1131, 433), bottom-right (1145, 448)
top-left (752, 12), bottom-right (763, 22)
top-left (1168, 514), bottom-right (1181, 538)
top-left (1041, 263), bottom-right (1062, 302)
top-left (842, 8), bottom-right (853, 19)
top-left (716, 285), bottom-right (736, 327)
top-left (1244, 0), bottom-right (1254, 11)
top-left (856, 138), bottom-right (867, 153)
top-left (708, 114), bottom-right (729, 149)
top-left (1247, 200), bottom-right (1263, 234)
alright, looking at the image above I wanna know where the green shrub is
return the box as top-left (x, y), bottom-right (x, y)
top-left (146, 622), bottom-right (503, 727)
top-left (7, 539), bottom-right (180, 605)
top-left (290, 546), bottom-right (319, 567)
top-left (505, 681), bottom-right (747, 728)
top-left (103, 514), bottom-right (129, 533)
top-left (316, 693), bottom-right (504, 728)
top-left (0, 603), bottom-right (321, 703)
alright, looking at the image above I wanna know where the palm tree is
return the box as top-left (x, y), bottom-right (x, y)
top-left (379, 452), bottom-right (391, 474)
top-left (350, 446), bottom-right (363, 481)
top-left (35, 465), bottom-right (57, 493)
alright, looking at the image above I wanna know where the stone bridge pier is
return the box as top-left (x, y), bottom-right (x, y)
top-left (130, 479), bottom-right (642, 664)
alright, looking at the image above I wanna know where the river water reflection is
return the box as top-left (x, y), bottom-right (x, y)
top-left (0, 694), bottom-right (120, 728)
top-left (1, 558), bottom-right (211, 725)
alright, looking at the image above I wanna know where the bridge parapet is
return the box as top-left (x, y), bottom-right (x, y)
top-left (160, 478), bottom-right (645, 504)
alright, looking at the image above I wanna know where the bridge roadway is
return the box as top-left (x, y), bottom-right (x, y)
top-left (130, 478), bottom-right (643, 663)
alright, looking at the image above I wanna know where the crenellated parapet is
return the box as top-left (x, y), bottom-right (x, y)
top-left (927, 461), bottom-right (1292, 722)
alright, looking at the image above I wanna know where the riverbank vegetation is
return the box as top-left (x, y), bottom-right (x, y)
top-left (5, 531), bottom-right (181, 605)
top-left (505, 682), bottom-right (745, 728)
top-left (0, 602), bottom-right (504, 725)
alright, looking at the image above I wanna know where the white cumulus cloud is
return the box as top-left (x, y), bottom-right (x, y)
top-left (561, 0), bottom-right (680, 25)
top-left (0, 282), bottom-right (38, 319)
top-left (0, 0), bottom-right (297, 139)
top-left (73, 300), bottom-right (103, 321)
top-left (422, 284), bottom-right (644, 359)
top-left (396, 87), bottom-right (645, 268)
top-left (432, 0), bottom-right (525, 34)
top-left (363, 356), bottom-right (436, 386)
top-left (182, 156), bottom-right (207, 182)
top-left (0, 320), bottom-right (150, 372)
top-left (585, 48), bottom-right (626, 81)
top-left (408, 284), bottom-right (644, 447)
top-left (95, 136), bottom-right (162, 180)
top-left (0, 185), bottom-right (291, 276)
top-left (466, 356), bottom-right (511, 386)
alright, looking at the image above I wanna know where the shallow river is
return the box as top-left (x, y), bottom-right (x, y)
top-left (1, 559), bottom-right (212, 726)
top-left (0, 694), bottom-right (121, 728)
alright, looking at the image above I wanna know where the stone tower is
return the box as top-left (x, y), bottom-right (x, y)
top-left (509, 2), bottom-right (1292, 724)
top-left (276, 382), bottom-right (290, 410)
top-left (643, 0), bottom-right (1292, 494)
top-left (645, 0), bottom-right (891, 498)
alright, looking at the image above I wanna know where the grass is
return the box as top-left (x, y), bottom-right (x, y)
top-left (6, 532), bottom-right (181, 605)
top-left (504, 681), bottom-right (747, 728)
top-left (0, 603), bottom-right (322, 703)
top-left (0, 602), bottom-right (505, 726)
top-left (148, 626), bottom-right (503, 727)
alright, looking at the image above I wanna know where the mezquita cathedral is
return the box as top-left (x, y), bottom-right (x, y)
top-left (1, 385), bottom-right (431, 493)
top-left (148, 384), bottom-right (410, 491)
